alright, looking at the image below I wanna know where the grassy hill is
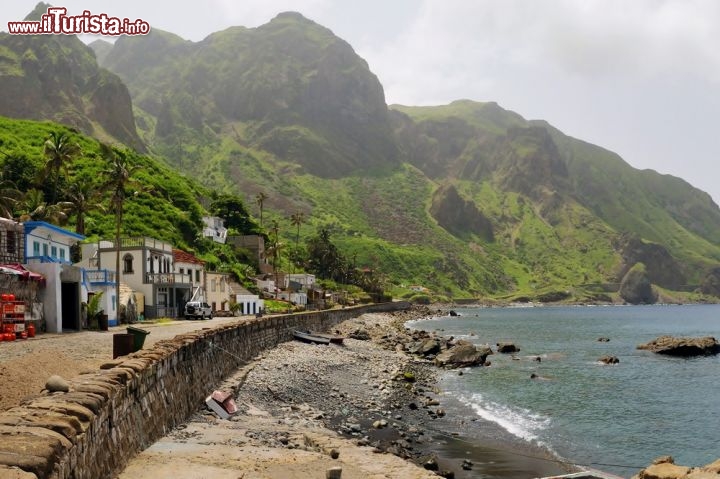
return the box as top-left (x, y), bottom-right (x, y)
top-left (0, 116), bottom-right (206, 249)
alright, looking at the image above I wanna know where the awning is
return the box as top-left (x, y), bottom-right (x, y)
top-left (0, 263), bottom-right (46, 285)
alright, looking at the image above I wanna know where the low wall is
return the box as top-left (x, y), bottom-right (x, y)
top-left (0, 302), bottom-right (409, 479)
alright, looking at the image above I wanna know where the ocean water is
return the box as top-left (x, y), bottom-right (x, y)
top-left (408, 305), bottom-right (720, 476)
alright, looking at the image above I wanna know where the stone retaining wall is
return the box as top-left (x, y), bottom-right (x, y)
top-left (0, 303), bottom-right (409, 479)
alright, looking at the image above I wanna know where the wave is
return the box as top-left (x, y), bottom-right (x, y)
top-left (455, 391), bottom-right (551, 446)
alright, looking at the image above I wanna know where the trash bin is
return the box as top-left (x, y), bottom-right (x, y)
top-left (113, 333), bottom-right (134, 358)
top-left (98, 314), bottom-right (109, 331)
top-left (126, 326), bottom-right (150, 352)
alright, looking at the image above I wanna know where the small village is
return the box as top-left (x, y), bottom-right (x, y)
top-left (0, 214), bottom-right (339, 341)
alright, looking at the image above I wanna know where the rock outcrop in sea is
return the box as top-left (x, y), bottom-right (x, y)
top-left (636, 336), bottom-right (720, 356)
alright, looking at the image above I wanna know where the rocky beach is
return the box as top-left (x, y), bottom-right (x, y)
top-left (115, 307), bottom-right (572, 479)
top-left (3, 307), bottom-right (717, 478)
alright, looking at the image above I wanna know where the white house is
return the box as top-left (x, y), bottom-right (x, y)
top-left (202, 216), bottom-right (227, 244)
top-left (23, 221), bottom-right (85, 333)
top-left (77, 237), bottom-right (192, 319)
top-left (173, 249), bottom-right (206, 301)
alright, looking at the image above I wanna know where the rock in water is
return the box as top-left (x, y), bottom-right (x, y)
top-left (496, 342), bottom-right (519, 353)
top-left (598, 355), bottom-right (620, 364)
top-left (45, 375), bottom-right (70, 393)
top-left (637, 336), bottom-right (720, 357)
top-left (434, 341), bottom-right (492, 368)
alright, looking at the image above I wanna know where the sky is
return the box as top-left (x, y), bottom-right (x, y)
top-left (3, 0), bottom-right (720, 204)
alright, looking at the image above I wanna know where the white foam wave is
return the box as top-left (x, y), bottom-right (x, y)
top-left (457, 392), bottom-right (550, 444)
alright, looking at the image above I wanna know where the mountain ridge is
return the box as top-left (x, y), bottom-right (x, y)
top-left (3, 6), bottom-right (718, 300)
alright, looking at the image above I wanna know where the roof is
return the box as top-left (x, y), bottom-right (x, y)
top-left (172, 249), bottom-right (205, 265)
top-left (23, 221), bottom-right (85, 241)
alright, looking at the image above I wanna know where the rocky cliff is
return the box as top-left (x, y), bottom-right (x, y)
top-left (0, 4), bottom-right (144, 151)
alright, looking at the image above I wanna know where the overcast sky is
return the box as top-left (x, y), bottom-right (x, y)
top-left (4, 1), bottom-right (720, 203)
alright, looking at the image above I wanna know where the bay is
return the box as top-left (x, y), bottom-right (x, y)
top-left (408, 304), bottom-right (720, 476)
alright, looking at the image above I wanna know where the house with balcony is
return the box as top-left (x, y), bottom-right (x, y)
top-left (77, 237), bottom-right (192, 319)
top-left (23, 221), bottom-right (85, 333)
top-left (202, 216), bottom-right (227, 244)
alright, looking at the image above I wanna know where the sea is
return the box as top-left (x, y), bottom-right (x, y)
top-left (407, 304), bottom-right (720, 477)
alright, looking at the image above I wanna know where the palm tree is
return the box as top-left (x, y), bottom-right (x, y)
top-left (0, 175), bottom-right (20, 219)
top-left (101, 144), bottom-right (142, 318)
top-left (65, 179), bottom-right (106, 235)
top-left (43, 132), bottom-right (80, 204)
top-left (17, 188), bottom-right (72, 224)
top-left (266, 219), bottom-right (283, 299)
top-left (255, 191), bottom-right (268, 229)
top-left (289, 211), bottom-right (305, 273)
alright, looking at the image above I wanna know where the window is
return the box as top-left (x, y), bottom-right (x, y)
top-left (51, 246), bottom-right (57, 257)
top-left (7, 232), bottom-right (15, 254)
top-left (123, 254), bottom-right (134, 273)
top-left (33, 241), bottom-right (40, 255)
top-left (211, 279), bottom-right (217, 292)
top-left (42, 243), bottom-right (48, 256)
top-left (179, 268), bottom-right (184, 275)
top-left (195, 270), bottom-right (200, 282)
top-left (112, 295), bottom-right (116, 311)
top-left (60, 249), bottom-right (66, 260)
top-left (221, 280), bottom-right (225, 292)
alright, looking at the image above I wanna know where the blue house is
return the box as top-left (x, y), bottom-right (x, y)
top-left (23, 221), bottom-right (86, 333)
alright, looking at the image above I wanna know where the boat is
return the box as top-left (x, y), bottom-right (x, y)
top-left (308, 331), bottom-right (345, 345)
top-left (292, 330), bottom-right (331, 345)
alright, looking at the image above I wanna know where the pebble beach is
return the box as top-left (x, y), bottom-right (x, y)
top-left (1, 308), bottom-right (575, 478)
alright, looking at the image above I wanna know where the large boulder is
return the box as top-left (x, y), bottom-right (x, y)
top-left (619, 262), bottom-right (657, 304)
top-left (637, 336), bottom-right (720, 357)
top-left (434, 340), bottom-right (492, 368)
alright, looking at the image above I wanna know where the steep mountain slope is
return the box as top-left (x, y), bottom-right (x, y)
top-left (45, 12), bottom-right (720, 299)
top-left (391, 101), bottom-right (720, 289)
top-left (0, 4), bottom-right (144, 152)
top-left (99, 12), bottom-right (398, 177)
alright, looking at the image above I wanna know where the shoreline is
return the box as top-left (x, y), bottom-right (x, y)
top-left (118, 306), bottom-right (576, 479)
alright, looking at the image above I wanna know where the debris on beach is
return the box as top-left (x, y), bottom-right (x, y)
top-left (205, 390), bottom-right (239, 419)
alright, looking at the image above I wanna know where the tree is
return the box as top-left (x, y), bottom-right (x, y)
top-left (65, 179), bottom-right (105, 235)
top-left (0, 174), bottom-right (20, 219)
top-left (17, 188), bottom-right (72, 224)
top-left (265, 219), bottom-right (283, 299)
top-left (101, 144), bottom-right (142, 319)
top-left (255, 191), bottom-right (268, 229)
top-left (43, 131), bottom-right (80, 204)
top-left (289, 211), bottom-right (306, 272)
top-left (209, 193), bottom-right (260, 234)
top-left (306, 227), bottom-right (345, 281)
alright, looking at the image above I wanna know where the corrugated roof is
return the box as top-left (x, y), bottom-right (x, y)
top-left (172, 249), bottom-right (205, 265)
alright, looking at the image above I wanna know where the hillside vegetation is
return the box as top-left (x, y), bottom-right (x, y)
top-left (2, 7), bottom-right (719, 301)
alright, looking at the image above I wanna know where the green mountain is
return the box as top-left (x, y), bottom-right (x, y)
top-left (100, 12), bottom-right (397, 177)
top-left (11, 9), bottom-right (720, 301)
top-left (0, 3), bottom-right (144, 151)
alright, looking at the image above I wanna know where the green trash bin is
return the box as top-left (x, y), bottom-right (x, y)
top-left (126, 326), bottom-right (150, 352)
